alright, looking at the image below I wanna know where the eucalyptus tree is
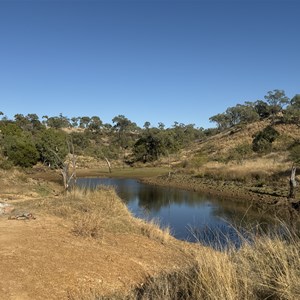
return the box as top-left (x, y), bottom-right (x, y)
top-left (254, 100), bottom-right (270, 119)
top-left (88, 116), bottom-right (103, 133)
top-left (264, 89), bottom-right (290, 123)
top-left (284, 94), bottom-right (300, 127)
top-left (209, 113), bottom-right (230, 131)
top-left (35, 128), bottom-right (68, 168)
top-left (133, 127), bottom-right (163, 162)
top-left (47, 114), bottom-right (70, 129)
top-left (112, 115), bottom-right (138, 163)
top-left (26, 113), bottom-right (43, 131)
top-left (79, 116), bottom-right (91, 129)
top-left (70, 117), bottom-right (80, 128)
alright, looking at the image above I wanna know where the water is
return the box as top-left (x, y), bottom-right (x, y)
top-left (77, 177), bottom-right (278, 247)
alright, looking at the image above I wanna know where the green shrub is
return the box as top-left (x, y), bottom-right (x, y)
top-left (3, 136), bottom-right (39, 168)
top-left (227, 143), bottom-right (252, 164)
top-left (0, 159), bottom-right (14, 170)
top-left (252, 126), bottom-right (279, 154)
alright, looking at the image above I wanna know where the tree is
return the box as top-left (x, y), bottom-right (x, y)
top-left (70, 117), bottom-right (80, 128)
top-left (69, 132), bottom-right (90, 154)
top-left (87, 116), bottom-right (102, 133)
top-left (0, 123), bottom-right (39, 168)
top-left (52, 140), bottom-right (77, 191)
top-left (209, 113), bottom-right (230, 131)
top-left (26, 114), bottom-right (43, 131)
top-left (42, 115), bottom-right (48, 125)
top-left (143, 121), bottom-right (151, 130)
top-left (35, 128), bottom-right (68, 167)
top-left (284, 94), bottom-right (300, 127)
top-left (237, 104), bottom-right (259, 124)
top-left (264, 90), bottom-right (290, 123)
top-left (289, 165), bottom-right (297, 199)
top-left (254, 100), bottom-right (270, 119)
top-left (112, 115), bottom-right (137, 164)
top-left (79, 116), bottom-right (91, 129)
top-left (133, 131), bottom-right (162, 162)
top-left (47, 115), bottom-right (69, 129)
top-left (158, 122), bottom-right (165, 130)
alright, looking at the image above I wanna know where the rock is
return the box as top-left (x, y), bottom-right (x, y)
top-left (0, 202), bottom-right (15, 215)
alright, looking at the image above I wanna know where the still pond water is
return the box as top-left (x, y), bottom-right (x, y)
top-left (77, 178), bottom-right (277, 247)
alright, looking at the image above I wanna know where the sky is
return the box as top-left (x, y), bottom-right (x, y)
top-left (0, 0), bottom-right (299, 128)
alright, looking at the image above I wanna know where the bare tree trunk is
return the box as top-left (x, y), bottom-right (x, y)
top-left (289, 165), bottom-right (297, 199)
top-left (50, 140), bottom-right (77, 191)
top-left (104, 157), bottom-right (112, 173)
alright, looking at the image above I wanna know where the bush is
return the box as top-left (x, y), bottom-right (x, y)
top-left (227, 143), bottom-right (252, 164)
top-left (0, 159), bottom-right (14, 170)
top-left (3, 136), bottom-right (39, 168)
top-left (289, 143), bottom-right (300, 164)
top-left (252, 126), bottom-right (279, 154)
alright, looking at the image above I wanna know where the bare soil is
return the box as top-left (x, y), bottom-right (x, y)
top-left (0, 215), bottom-right (189, 299)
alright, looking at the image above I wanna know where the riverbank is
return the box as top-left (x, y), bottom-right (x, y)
top-left (140, 171), bottom-right (300, 213)
top-left (74, 166), bottom-right (299, 213)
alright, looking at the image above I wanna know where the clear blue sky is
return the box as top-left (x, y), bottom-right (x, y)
top-left (0, 0), bottom-right (299, 128)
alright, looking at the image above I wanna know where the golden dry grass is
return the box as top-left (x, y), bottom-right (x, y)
top-left (190, 153), bottom-right (293, 185)
top-left (105, 229), bottom-right (300, 300)
top-left (33, 186), bottom-right (174, 245)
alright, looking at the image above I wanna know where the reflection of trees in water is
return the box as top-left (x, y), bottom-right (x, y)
top-left (136, 185), bottom-right (208, 212)
top-left (208, 197), bottom-right (289, 234)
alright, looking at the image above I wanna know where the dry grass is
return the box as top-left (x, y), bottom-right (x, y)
top-left (34, 186), bottom-right (174, 245)
top-left (192, 153), bottom-right (292, 184)
top-left (43, 187), bottom-right (137, 236)
top-left (235, 234), bottom-right (300, 300)
top-left (136, 219), bottom-right (172, 244)
top-left (95, 228), bottom-right (300, 300)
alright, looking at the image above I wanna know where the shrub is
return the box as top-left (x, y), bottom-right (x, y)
top-left (227, 143), bottom-right (252, 164)
top-left (289, 143), bottom-right (300, 164)
top-left (252, 126), bottom-right (279, 154)
top-left (3, 136), bottom-right (39, 168)
top-left (0, 159), bottom-right (14, 170)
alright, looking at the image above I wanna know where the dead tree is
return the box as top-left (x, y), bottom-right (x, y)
top-left (104, 157), bottom-right (112, 173)
top-left (289, 164), bottom-right (297, 199)
top-left (51, 140), bottom-right (77, 191)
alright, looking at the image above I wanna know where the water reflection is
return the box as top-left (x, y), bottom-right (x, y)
top-left (77, 178), bottom-right (280, 247)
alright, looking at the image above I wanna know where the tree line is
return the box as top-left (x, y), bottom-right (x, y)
top-left (0, 112), bottom-right (204, 169)
top-left (209, 90), bottom-right (300, 130)
top-left (0, 89), bottom-right (299, 170)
